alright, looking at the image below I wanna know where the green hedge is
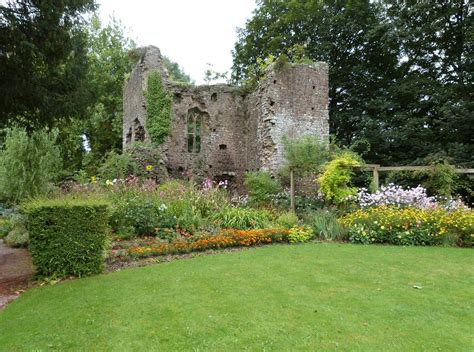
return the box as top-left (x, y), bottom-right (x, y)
top-left (25, 199), bottom-right (110, 278)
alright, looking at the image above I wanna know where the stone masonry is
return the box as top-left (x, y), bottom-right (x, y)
top-left (123, 46), bottom-right (329, 185)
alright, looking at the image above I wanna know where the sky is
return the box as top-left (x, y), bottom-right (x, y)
top-left (97, 0), bottom-right (257, 84)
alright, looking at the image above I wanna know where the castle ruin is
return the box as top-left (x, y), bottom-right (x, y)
top-left (123, 46), bottom-right (329, 185)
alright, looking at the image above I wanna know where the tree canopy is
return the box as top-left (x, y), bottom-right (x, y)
top-left (0, 0), bottom-right (96, 128)
top-left (233, 0), bottom-right (473, 167)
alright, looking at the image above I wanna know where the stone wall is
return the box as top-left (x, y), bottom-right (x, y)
top-left (123, 46), bottom-right (329, 186)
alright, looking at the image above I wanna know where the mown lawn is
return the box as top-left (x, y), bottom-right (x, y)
top-left (0, 243), bottom-right (473, 351)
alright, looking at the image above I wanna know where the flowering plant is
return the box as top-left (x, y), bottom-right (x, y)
top-left (339, 206), bottom-right (473, 246)
top-left (349, 184), bottom-right (438, 209)
top-left (126, 228), bottom-right (291, 258)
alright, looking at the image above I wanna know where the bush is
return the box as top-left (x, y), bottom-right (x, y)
top-left (306, 210), bottom-right (347, 241)
top-left (109, 194), bottom-right (169, 236)
top-left (244, 171), bottom-right (281, 206)
top-left (213, 207), bottom-right (270, 229)
top-left (0, 127), bottom-right (61, 203)
top-left (25, 199), bottom-right (110, 278)
top-left (339, 206), bottom-right (473, 247)
top-left (4, 213), bottom-right (28, 247)
top-left (276, 212), bottom-right (299, 229)
top-left (0, 218), bottom-right (12, 239)
top-left (318, 152), bottom-right (361, 204)
top-left (288, 225), bottom-right (314, 243)
top-left (98, 151), bottom-right (137, 181)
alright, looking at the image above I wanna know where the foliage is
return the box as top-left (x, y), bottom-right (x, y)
top-left (318, 152), bottom-right (361, 204)
top-left (109, 194), bottom-right (170, 237)
top-left (203, 63), bottom-right (228, 84)
top-left (276, 212), bottom-right (299, 229)
top-left (4, 213), bottom-right (28, 247)
top-left (422, 162), bottom-right (459, 198)
top-left (244, 171), bottom-right (281, 206)
top-left (0, 127), bottom-right (61, 203)
top-left (232, 0), bottom-right (473, 167)
top-left (288, 225), bottom-right (314, 243)
top-left (306, 209), bottom-right (347, 241)
top-left (126, 229), bottom-right (290, 258)
top-left (213, 207), bottom-right (270, 230)
top-left (83, 14), bottom-right (136, 159)
top-left (282, 136), bottom-right (337, 175)
top-left (98, 151), bottom-right (137, 181)
top-left (146, 72), bottom-right (172, 145)
top-left (163, 56), bottom-right (194, 84)
top-left (25, 198), bottom-right (110, 278)
top-left (0, 0), bottom-right (96, 128)
top-left (0, 218), bottom-right (12, 239)
top-left (339, 206), bottom-right (474, 247)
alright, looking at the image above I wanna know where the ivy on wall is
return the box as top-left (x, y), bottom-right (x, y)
top-left (145, 72), bottom-right (172, 145)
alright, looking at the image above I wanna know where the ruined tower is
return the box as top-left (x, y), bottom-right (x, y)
top-left (123, 46), bottom-right (329, 185)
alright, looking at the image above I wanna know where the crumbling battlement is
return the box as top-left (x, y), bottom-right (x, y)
top-left (123, 46), bottom-right (329, 185)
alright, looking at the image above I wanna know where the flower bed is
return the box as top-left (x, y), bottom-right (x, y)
top-left (122, 228), bottom-right (291, 259)
top-left (339, 206), bottom-right (473, 247)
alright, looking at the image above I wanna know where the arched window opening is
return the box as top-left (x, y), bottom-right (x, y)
top-left (187, 110), bottom-right (203, 153)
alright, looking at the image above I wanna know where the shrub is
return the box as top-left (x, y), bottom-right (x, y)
top-left (109, 194), bottom-right (172, 236)
top-left (0, 127), bottom-right (61, 203)
top-left (339, 206), bottom-right (473, 247)
top-left (25, 199), bottom-right (110, 278)
top-left (244, 171), bottom-right (281, 206)
top-left (213, 207), bottom-right (270, 229)
top-left (318, 152), bottom-right (361, 204)
top-left (306, 210), bottom-right (347, 241)
top-left (4, 213), bottom-right (28, 247)
top-left (282, 135), bottom-right (337, 175)
top-left (288, 225), bottom-right (314, 243)
top-left (0, 218), bottom-right (12, 239)
top-left (276, 212), bottom-right (299, 229)
top-left (98, 151), bottom-right (137, 181)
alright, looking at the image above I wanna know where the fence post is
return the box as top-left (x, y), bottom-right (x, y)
top-left (372, 165), bottom-right (380, 190)
top-left (290, 169), bottom-right (295, 213)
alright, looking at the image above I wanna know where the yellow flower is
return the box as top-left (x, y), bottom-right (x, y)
top-left (105, 179), bottom-right (113, 186)
top-left (146, 165), bottom-right (154, 172)
top-left (91, 176), bottom-right (97, 184)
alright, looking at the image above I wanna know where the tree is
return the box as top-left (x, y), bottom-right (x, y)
top-left (163, 56), bottom-right (194, 84)
top-left (0, 0), bottom-right (96, 128)
top-left (82, 14), bottom-right (136, 159)
top-left (232, 0), bottom-right (473, 167)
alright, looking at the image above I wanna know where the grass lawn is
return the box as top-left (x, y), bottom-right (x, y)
top-left (1, 243), bottom-right (473, 351)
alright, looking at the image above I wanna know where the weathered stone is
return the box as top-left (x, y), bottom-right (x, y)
top-left (123, 46), bottom-right (329, 186)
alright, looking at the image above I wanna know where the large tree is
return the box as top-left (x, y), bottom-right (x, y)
top-left (233, 0), bottom-right (473, 166)
top-left (0, 0), bottom-right (96, 128)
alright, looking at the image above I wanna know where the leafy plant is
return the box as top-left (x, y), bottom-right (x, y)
top-left (4, 213), bottom-right (28, 248)
top-left (306, 210), bottom-right (347, 241)
top-left (318, 152), bottom-right (361, 204)
top-left (146, 72), bottom-right (172, 145)
top-left (213, 207), bottom-right (270, 230)
top-left (0, 127), bottom-right (61, 203)
top-left (244, 171), bottom-right (281, 206)
top-left (276, 212), bottom-right (299, 229)
top-left (288, 225), bottom-right (314, 243)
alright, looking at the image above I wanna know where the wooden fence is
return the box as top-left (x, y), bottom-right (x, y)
top-left (289, 165), bottom-right (474, 213)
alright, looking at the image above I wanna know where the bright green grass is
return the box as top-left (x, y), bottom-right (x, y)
top-left (1, 243), bottom-right (473, 351)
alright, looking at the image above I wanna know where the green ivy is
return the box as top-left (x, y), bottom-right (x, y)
top-left (145, 72), bottom-right (172, 145)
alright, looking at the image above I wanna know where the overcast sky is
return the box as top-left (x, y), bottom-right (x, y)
top-left (97, 0), bottom-right (256, 84)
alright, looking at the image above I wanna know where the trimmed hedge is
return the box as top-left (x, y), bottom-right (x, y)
top-left (25, 199), bottom-right (110, 278)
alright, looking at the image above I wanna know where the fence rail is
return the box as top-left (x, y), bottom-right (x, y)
top-left (289, 165), bottom-right (474, 212)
